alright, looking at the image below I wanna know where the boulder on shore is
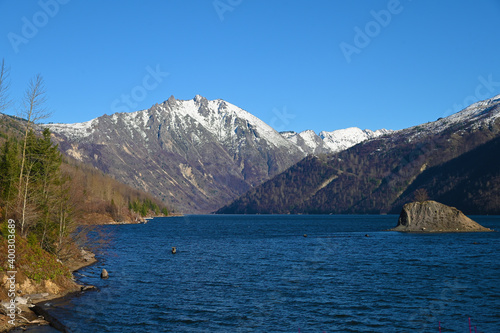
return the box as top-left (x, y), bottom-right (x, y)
top-left (390, 200), bottom-right (492, 233)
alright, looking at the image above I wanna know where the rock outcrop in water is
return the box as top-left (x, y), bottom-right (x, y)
top-left (390, 200), bottom-right (492, 232)
top-left (101, 269), bottom-right (109, 279)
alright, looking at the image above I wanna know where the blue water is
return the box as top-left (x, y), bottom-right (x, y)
top-left (40, 215), bottom-right (500, 332)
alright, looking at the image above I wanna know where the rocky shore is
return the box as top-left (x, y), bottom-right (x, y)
top-left (390, 200), bottom-right (493, 233)
top-left (81, 212), bottom-right (178, 225)
top-left (0, 248), bottom-right (97, 332)
top-left (1, 216), bottom-right (165, 332)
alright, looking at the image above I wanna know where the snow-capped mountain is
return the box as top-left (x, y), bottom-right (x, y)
top-left (49, 95), bottom-right (297, 149)
top-left (280, 128), bottom-right (391, 155)
top-left (320, 128), bottom-right (391, 152)
top-left (400, 93), bottom-right (500, 139)
top-left (48, 95), bottom-right (306, 213)
top-left (47, 95), bottom-right (391, 213)
top-left (217, 93), bottom-right (500, 215)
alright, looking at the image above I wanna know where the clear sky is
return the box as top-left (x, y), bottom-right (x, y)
top-left (1, 0), bottom-right (500, 133)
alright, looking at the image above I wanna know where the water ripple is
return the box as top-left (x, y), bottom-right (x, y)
top-left (39, 215), bottom-right (500, 332)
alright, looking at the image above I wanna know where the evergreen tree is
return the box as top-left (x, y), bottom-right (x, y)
top-left (0, 138), bottom-right (20, 220)
top-left (29, 128), bottom-right (63, 251)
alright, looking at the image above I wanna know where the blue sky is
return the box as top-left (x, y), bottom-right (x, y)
top-left (1, 0), bottom-right (499, 133)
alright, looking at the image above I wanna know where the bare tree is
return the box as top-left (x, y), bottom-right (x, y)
top-left (19, 75), bottom-right (50, 183)
top-left (19, 159), bottom-right (40, 235)
top-left (414, 188), bottom-right (429, 203)
top-left (17, 75), bottom-right (50, 236)
top-left (0, 58), bottom-right (11, 112)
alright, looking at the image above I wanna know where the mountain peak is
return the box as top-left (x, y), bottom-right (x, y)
top-left (194, 94), bottom-right (208, 104)
top-left (47, 95), bottom-right (305, 213)
top-left (277, 127), bottom-right (391, 155)
top-left (193, 95), bottom-right (208, 109)
top-left (166, 95), bottom-right (177, 106)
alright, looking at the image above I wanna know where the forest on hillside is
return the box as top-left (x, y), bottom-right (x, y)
top-left (218, 116), bottom-right (500, 215)
top-left (0, 61), bottom-right (170, 261)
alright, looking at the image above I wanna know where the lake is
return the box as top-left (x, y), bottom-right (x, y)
top-left (27, 215), bottom-right (500, 332)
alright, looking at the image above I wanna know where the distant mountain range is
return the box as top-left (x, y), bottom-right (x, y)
top-left (0, 113), bottom-right (167, 223)
top-left (48, 95), bottom-right (388, 213)
top-left (217, 94), bottom-right (500, 215)
top-left (47, 93), bottom-right (500, 215)
top-left (280, 128), bottom-right (391, 155)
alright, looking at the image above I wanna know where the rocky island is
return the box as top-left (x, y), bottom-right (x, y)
top-left (390, 200), bottom-right (493, 233)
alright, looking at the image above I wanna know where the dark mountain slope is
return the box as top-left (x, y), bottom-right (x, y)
top-left (217, 155), bottom-right (338, 214)
top-left (48, 96), bottom-right (305, 213)
top-left (392, 135), bottom-right (500, 214)
top-left (217, 95), bottom-right (500, 215)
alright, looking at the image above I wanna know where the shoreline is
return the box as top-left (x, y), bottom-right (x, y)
top-left (82, 213), bottom-right (179, 226)
top-left (2, 215), bottom-right (165, 332)
top-left (2, 252), bottom-right (98, 333)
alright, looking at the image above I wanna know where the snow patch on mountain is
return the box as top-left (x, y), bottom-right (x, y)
top-left (298, 130), bottom-right (322, 151)
top-left (47, 118), bottom-right (97, 140)
top-left (47, 95), bottom-right (299, 154)
top-left (320, 128), bottom-right (390, 153)
top-left (47, 95), bottom-right (393, 157)
top-left (438, 94), bottom-right (500, 128)
top-left (280, 127), bottom-right (391, 155)
top-left (168, 95), bottom-right (292, 149)
top-left (401, 93), bottom-right (500, 139)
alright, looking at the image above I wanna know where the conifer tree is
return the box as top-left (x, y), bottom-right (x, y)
top-left (0, 138), bottom-right (20, 220)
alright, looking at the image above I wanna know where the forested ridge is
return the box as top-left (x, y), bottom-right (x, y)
top-left (0, 62), bottom-right (176, 324)
top-left (0, 61), bottom-right (171, 265)
top-left (392, 135), bottom-right (500, 214)
top-left (0, 113), bottom-right (171, 255)
top-left (218, 109), bottom-right (500, 215)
